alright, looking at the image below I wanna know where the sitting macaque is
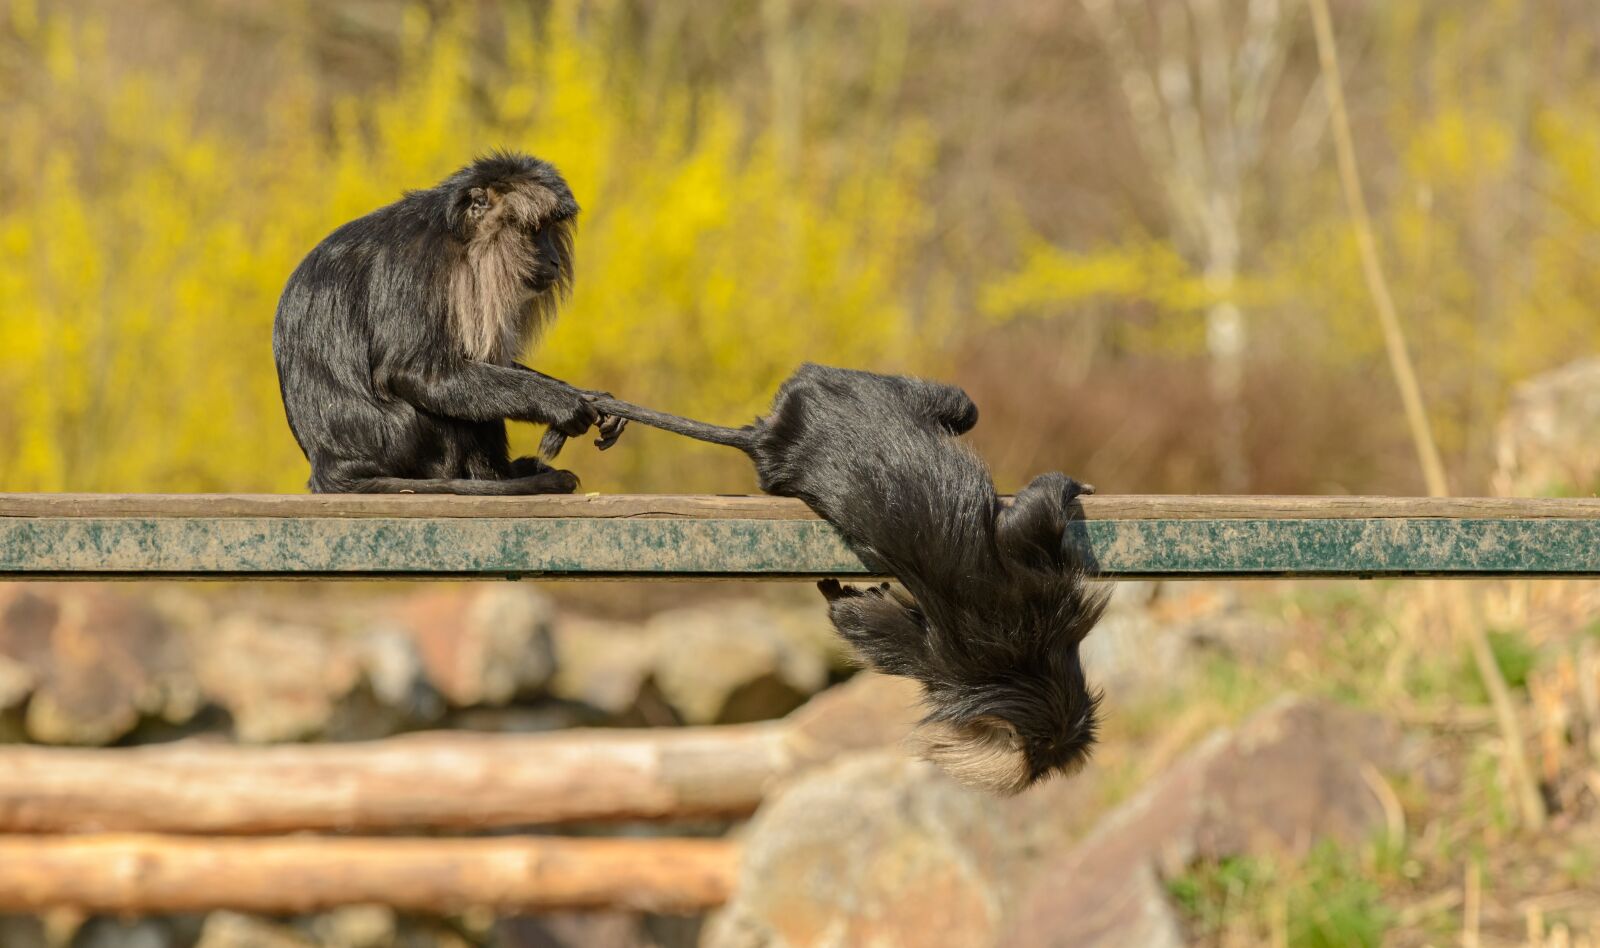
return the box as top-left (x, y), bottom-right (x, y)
top-left (273, 152), bottom-right (625, 494)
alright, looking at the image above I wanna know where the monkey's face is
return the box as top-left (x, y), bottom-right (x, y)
top-left (458, 184), bottom-right (575, 295)
top-left (913, 651), bottom-right (1101, 796)
top-left (445, 152), bottom-right (579, 296)
top-left (821, 574), bottom-right (1103, 796)
top-left (438, 153), bottom-right (580, 361)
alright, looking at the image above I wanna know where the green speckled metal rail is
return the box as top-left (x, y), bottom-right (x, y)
top-left (3, 515), bottom-right (1599, 579)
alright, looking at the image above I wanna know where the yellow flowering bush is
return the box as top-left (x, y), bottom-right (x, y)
top-left (0, 3), bottom-right (934, 492)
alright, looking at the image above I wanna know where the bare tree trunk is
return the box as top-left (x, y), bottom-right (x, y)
top-left (1080, 0), bottom-right (1294, 493)
top-left (762, 0), bottom-right (802, 172)
top-left (1205, 264), bottom-right (1249, 493)
top-left (1307, 0), bottom-right (1543, 832)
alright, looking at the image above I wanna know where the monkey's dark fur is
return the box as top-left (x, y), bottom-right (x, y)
top-left (273, 151), bottom-right (624, 494)
top-left (547, 364), bottom-right (1108, 794)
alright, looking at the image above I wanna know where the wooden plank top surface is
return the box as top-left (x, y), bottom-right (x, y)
top-left (3, 493), bottom-right (1599, 521)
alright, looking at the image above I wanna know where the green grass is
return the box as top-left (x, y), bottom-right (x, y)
top-left (1167, 842), bottom-right (1394, 947)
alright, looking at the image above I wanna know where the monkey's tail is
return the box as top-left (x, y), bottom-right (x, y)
top-left (539, 396), bottom-right (754, 459)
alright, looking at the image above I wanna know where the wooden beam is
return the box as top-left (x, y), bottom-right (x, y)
top-left (0, 834), bottom-right (735, 914)
top-left (0, 728), bottom-right (793, 833)
top-left (3, 494), bottom-right (1598, 579)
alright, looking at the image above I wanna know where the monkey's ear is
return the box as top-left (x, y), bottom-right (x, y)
top-left (911, 716), bottom-right (1032, 796)
top-left (446, 188), bottom-right (489, 240)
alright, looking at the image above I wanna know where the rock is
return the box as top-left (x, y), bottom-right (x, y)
top-left (192, 615), bottom-right (362, 743)
top-left (548, 616), bottom-right (660, 716)
top-left (448, 703), bottom-right (599, 733)
top-left (397, 586), bottom-right (556, 707)
top-left (1005, 696), bottom-right (1403, 947)
top-left (0, 652), bottom-right (34, 710)
top-left (175, 593), bottom-right (437, 742)
top-left (0, 585), bottom-right (197, 745)
top-left (495, 912), bottom-right (651, 948)
top-left (650, 602), bottom-right (830, 725)
top-left (704, 753), bottom-right (1012, 948)
top-left (354, 625), bottom-right (426, 710)
top-left (306, 905), bottom-right (397, 948)
top-left (549, 601), bottom-right (838, 725)
top-left (1081, 582), bottom-right (1284, 701)
top-left (72, 918), bottom-right (181, 948)
top-left (773, 672), bottom-right (1107, 869)
top-left (195, 913), bottom-right (313, 948)
top-left (1077, 607), bottom-right (1174, 695)
top-left (0, 916), bottom-right (47, 948)
top-left (1497, 356), bottom-right (1600, 496)
top-left (0, 711), bottom-right (24, 743)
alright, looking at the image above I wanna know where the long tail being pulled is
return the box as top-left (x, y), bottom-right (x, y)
top-left (540, 395), bottom-right (753, 458)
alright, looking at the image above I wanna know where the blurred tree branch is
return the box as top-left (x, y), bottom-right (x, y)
top-left (1307, 0), bottom-right (1544, 833)
top-left (1079, 0), bottom-right (1300, 492)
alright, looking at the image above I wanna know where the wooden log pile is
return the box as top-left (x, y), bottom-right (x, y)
top-left (0, 674), bottom-right (923, 914)
top-left (0, 730), bottom-right (769, 914)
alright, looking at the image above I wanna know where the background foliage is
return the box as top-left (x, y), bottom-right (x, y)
top-left (0, 0), bottom-right (934, 492)
top-left (0, 0), bottom-right (1596, 497)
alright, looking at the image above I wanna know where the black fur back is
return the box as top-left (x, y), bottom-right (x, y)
top-left (749, 365), bottom-right (1108, 788)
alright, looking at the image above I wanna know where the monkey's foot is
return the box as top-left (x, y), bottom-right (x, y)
top-left (544, 470), bottom-right (581, 493)
top-left (509, 455), bottom-right (559, 478)
top-left (496, 469), bottom-right (580, 494)
top-left (817, 579), bottom-right (893, 602)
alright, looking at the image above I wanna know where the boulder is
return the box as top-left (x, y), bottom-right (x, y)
top-left (195, 913), bottom-right (313, 948)
top-left (0, 585), bottom-right (197, 745)
top-left (651, 602), bottom-right (830, 725)
top-left (548, 615), bottom-right (660, 717)
top-left (72, 917), bottom-right (189, 948)
top-left (0, 652), bottom-right (34, 710)
top-left (395, 585), bottom-right (556, 707)
top-left (1081, 582), bottom-right (1285, 701)
top-left (1497, 356), bottom-right (1600, 496)
top-left (305, 905), bottom-right (397, 948)
top-left (704, 753), bottom-right (1012, 948)
top-left (192, 615), bottom-right (363, 743)
top-left (351, 624), bottom-right (431, 715)
top-left (495, 912), bottom-right (652, 948)
top-left (1005, 696), bottom-right (1403, 947)
top-left (0, 916), bottom-right (46, 948)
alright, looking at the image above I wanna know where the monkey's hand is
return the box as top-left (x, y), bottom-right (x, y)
top-left (581, 391), bottom-right (628, 450)
top-left (533, 392), bottom-right (597, 461)
top-left (546, 388), bottom-right (602, 438)
top-left (537, 392), bottom-right (628, 459)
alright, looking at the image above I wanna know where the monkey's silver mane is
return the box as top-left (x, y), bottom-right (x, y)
top-left (446, 159), bottom-right (577, 364)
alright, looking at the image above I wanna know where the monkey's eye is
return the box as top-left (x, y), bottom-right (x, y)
top-left (468, 189), bottom-right (489, 215)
